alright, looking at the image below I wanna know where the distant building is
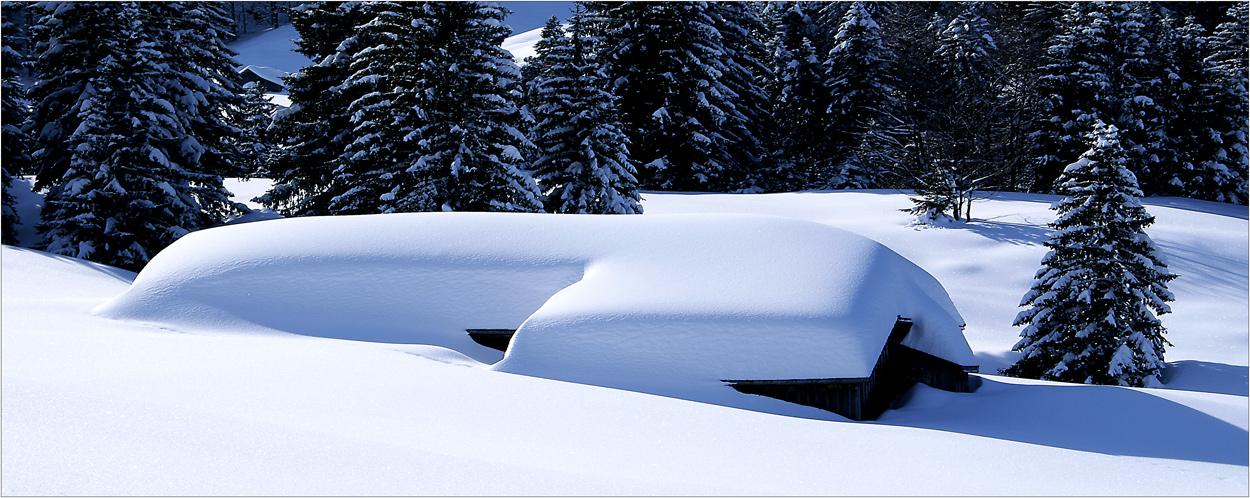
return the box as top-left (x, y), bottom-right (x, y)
top-left (237, 65), bottom-right (289, 92)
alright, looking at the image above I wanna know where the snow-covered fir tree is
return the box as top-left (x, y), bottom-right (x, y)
top-left (528, 6), bottom-right (641, 214)
top-left (1005, 122), bottom-right (1176, 387)
top-left (150, 2), bottom-right (246, 179)
top-left (519, 16), bottom-right (565, 124)
top-left (824, 1), bottom-right (892, 189)
top-left (707, 1), bottom-right (772, 192)
top-left (260, 1), bottom-right (366, 216)
top-left (232, 81), bottom-right (280, 179)
top-left (594, 2), bottom-right (752, 192)
top-left (1029, 2), bottom-right (1159, 194)
top-left (2, 17), bottom-right (31, 244)
top-left (395, 1), bottom-right (541, 213)
top-left (329, 1), bottom-right (432, 214)
top-left (1149, 14), bottom-right (1246, 204)
top-left (1205, 3), bottom-right (1249, 204)
top-left (27, 2), bottom-right (238, 271)
top-left (765, 1), bottom-right (838, 191)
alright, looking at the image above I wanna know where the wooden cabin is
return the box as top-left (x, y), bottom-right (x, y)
top-left (724, 317), bottom-right (978, 421)
top-left (471, 317), bottom-right (977, 422)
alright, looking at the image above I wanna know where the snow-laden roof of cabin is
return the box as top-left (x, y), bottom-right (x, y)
top-left (96, 213), bottom-right (975, 393)
top-left (237, 65), bottom-right (291, 86)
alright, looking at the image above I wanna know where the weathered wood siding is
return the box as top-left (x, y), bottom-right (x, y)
top-left (726, 317), bottom-right (978, 421)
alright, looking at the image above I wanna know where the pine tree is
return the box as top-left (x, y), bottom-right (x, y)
top-left (1029, 2), bottom-right (1160, 194)
top-left (2, 17), bottom-right (31, 244)
top-left (1150, 14), bottom-right (1246, 203)
top-left (529, 5), bottom-right (641, 214)
top-left (330, 1), bottom-right (432, 214)
top-left (232, 81), bottom-right (279, 178)
top-left (1005, 122), bottom-right (1176, 387)
top-left (595, 2), bottom-right (750, 192)
top-left (28, 2), bottom-right (237, 271)
top-left (824, 1), bottom-right (892, 189)
top-left (766, 1), bottom-right (837, 191)
top-left (395, 1), bottom-right (541, 213)
top-left (260, 1), bottom-right (366, 216)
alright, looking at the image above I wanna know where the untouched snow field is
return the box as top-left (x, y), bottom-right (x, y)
top-left (3, 185), bottom-right (1247, 495)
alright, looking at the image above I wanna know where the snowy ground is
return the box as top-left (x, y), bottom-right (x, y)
top-left (3, 179), bottom-right (1246, 495)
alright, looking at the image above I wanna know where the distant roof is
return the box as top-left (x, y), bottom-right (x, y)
top-left (238, 65), bottom-right (290, 89)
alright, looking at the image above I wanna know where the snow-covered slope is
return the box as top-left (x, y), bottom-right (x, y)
top-left (229, 24), bottom-right (311, 75)
top-left (502, 26), bottom-right (543, 63)
top-left (3, 190), bottom-right (1246, 495)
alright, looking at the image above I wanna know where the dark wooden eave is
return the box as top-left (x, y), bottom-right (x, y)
top-left (724, 317), bottom-right (978, 421)
top-left (466, 329), bottom-right (515, 352)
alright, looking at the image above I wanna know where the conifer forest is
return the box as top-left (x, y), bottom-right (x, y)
top-left (3, 1), bottom-right (1245, 271)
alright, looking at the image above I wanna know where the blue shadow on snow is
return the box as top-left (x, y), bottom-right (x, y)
top-left (874, 375), bottom-right (1248, 466)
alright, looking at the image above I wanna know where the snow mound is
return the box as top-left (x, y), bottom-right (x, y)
top-left (96, 213), bottom-right (974, 390)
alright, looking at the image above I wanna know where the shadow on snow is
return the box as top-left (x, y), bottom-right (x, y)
top-left (873, 376), bottom-right (1248, 466)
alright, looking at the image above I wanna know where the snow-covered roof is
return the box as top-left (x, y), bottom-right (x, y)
top-left (96, 213), bottom-right (975, 392)
top-left (237, 65), bottom-right (291, 87)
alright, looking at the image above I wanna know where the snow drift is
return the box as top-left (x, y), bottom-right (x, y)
top-left (96, 212), bottom-right (975, 396)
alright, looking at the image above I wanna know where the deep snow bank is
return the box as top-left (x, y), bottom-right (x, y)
top-left (96, 213), bottom-right (974, 388)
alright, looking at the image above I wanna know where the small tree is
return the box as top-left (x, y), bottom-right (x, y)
top-left (1004, 122), bottom-right (1177, 387)
top-left (232, 81), bottom-right (279, 178)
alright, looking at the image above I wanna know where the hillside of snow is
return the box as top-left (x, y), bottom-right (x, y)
top-left (3, 185), bottom-right (1247, 495)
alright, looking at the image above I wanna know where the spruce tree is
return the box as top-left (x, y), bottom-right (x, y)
top-left (396, 1), bottom-right (541, 213)
top-left (824, 1), bottom-right (892, 189)
top-left (150, 1), bottom-right (246, 179)
top-left (1205, 3), bottom-right (1249, 204)
top-left (1029, 2), bottom-right (1159, 194)
top-left (519, 16), bottom-right (565, 125)
top-left (1150, 15), bottom-right (1245, 203)
top-left (766, 1), bottom-right (837, 191)
top-left (1005, 122), bottom-right (1176, 387)
top-left (529, 6), bottom-right (641, 214)
top-left (28, 2), bottom-right (236, 271)
top-left (595, 2), bottom-right (749, 192)
top-left (707, 2), bottom-right (772, 192)
top-left (260, 1), bottom-right (366, 216)
top-left (2, 17), bottom-right (31, 244)
top-left (331, 1), bottom-right (432, 214)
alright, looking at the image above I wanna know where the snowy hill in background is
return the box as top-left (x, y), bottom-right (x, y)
top-left (229, 24), bottom-right (311, 75)
top-left (227, 21), bottom-right (544, 78)
top-left (3, 187), bottom-right (1247, 495)
top-left (502, 26), bottom-right (543, 63)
